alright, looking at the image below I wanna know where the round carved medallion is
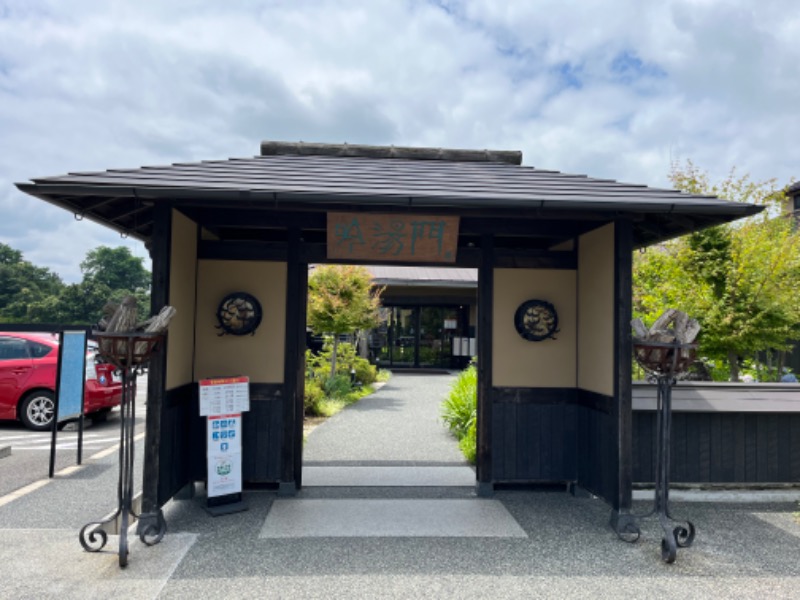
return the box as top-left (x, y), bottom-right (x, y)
top-left (215, 292), bottom-right (263, 336)
top-left (514, 299), bottom-right (559, 342)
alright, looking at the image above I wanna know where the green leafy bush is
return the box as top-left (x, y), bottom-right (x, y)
top-left (304, 340), bottom-right (382, 417)
top-left (441, 363), bottom-right (477, 463)
top-left (307, 340), bottom-right (377, 386)
top-left (323, 374), bottom-right (354, 398)
top-left (459, 421), bottom-right (477, 464)
top-left (303, 379), bottom-right (326, 415)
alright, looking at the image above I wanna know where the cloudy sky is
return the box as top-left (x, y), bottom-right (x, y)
top-left (1, 0), bottom-right (798, 282)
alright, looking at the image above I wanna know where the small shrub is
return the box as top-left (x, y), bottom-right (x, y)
top-left (304, 339), bottom-right (386, 418)
top-left (315, 397), bottom-right (346, 417)
top-left (351, 359), bottom-right (378, 386)
top-left (304, 380), bottom-right (326, 416)
top-left (307, 340), bottom-right (377, 386)
top-left (441, 364), bottom-right (477, 440)
top-left (323, 373), bottom-right (354, 398)
top-left (459, 421), bottom-right (477, 464)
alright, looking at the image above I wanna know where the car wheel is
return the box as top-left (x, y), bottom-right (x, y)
top-left (20, 391), bottom-right (56, 431)
top-left (91, 407), bottom-right (113, 422)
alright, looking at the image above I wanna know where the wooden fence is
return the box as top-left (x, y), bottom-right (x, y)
top-left (632, 383), bottom-right (800, 485)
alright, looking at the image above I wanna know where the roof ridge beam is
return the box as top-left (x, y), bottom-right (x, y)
top-left (260, 140), bottom-right (522, 165)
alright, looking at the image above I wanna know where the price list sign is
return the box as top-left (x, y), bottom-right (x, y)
top-left (199, 376), bottom-right (250, 416)
top-left (199, 376), bottom-right (250, 504)
top-left (206, 413), bottom-right (243, 498)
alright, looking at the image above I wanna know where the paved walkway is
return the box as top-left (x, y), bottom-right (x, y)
top-left (1, 373), bottom-right (800, 598)
top-left (303, 372), bottom-right (465, 465)
top-left (292, 373), bottom-right (491, 536)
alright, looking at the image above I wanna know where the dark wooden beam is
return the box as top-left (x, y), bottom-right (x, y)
top-left (107, 202), bottom-right (150, 224)
top-left (461, 217), bottom-right (593, 238)
top-left (198, 240), bottom-right (288, 261)
top-left (476, 233), bottom-right (494, 495)
top-left (613, 219), bottom-right (634, 515)
top-left (181, 207), bottom-right (327, 231)
top-left (199, 238), bottom-right (578, 271)
top-left (493, 249), bottom-right (577, 270)
top-left (186, 209), bottom-right (602, 241)
top-left (380, 295), bottom-right (476, 306)
top-left (260, 140), bottom-right (523, 165)
top-left (82, 195), bottom-right (126, 212)
top-left (294, 251), bottom-right (308, 489)
top-left (280, 229), bottom-right (303, 495)
top-left (139, 202), bottom-right (172, 525)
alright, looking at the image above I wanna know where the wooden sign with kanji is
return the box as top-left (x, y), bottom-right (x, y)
top-left (327, 212), bottom-right (459, 263)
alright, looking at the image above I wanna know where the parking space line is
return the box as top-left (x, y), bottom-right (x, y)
top-left (88, 432), bottom-right (145, 460)
top-left (0, 479), bottom-right (50, 508)
top-left (0, 431), bottom-right (146, 508)
top-left (0, 435), bottom-right (38, 442)
top-left (56, 465), bottom-right (82, 476)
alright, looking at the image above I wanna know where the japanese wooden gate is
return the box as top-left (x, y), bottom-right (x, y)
top-left (16, 141), bottom-right (760, 534)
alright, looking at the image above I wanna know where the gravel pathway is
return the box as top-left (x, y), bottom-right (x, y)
top-left (303, 372), bottom-right (465, 465)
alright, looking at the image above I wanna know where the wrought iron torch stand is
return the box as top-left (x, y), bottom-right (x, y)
top-left (619, 340), bottom-right (697, 564)
top-left (79, 332), bottom-right (166, 568)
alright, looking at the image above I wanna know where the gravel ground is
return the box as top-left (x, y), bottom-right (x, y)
top-left (2, 372), bottom-right (799, 598)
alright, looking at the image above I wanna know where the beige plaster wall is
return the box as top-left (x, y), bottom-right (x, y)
top-left (166, 210), bottom-right (198, 390)
top-left (493, 269), bottom-right (577, 387)
top-left (577, 223), bottom-right (615, 395)
top-left (194, 260), bottom-right (287, 383)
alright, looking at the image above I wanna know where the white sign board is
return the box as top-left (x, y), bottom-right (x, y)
top-left (200, 376), bottom-right (250, 500)
top-left (207, 413), bottom-right (243, 498)
top-left (199, 376), bottom-right (250, 416)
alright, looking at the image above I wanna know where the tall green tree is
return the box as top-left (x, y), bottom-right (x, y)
top-left (0, 243), bottom-right (64, 322)
top-left (307, 265), bottom-right (383, 378)
top-left (634, 162), bottom-right (800, 380)
top-left (0, 243), bottom-right (151, 325)
top-left (25, 280), bottom-right (112, 325)
top-left (80, 246), bottom-right (150, 292)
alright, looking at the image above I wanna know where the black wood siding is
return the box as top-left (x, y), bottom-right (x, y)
top-left (490, 387), bottom-right (619, 506)
top-left (243, 384), bottom-right (284, 482)
top-left (491, 398), bottom-right (578, 482)
top-left (490, 387), bottom-right (617, 502)
top-left (576, 390), bottom-right (617, 502)
top-left (157, 383), bottom-right (195, 506)
top-left (632, 411), bottom-right (800, 484)
top-left (156, 382), bottom-right (285, 507)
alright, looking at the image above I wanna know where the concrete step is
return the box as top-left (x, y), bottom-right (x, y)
top-left (260, 497), bottom-right (527, 538)
top-left (303, 465), bottom-right (476, 487)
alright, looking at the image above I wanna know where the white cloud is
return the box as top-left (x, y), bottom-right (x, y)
top-left (1, 0), bottom-right (798, 281)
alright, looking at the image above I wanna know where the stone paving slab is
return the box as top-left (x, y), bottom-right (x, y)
top-left (303, 465), bottom-right (476, 487)
top-left (0, 529), bottom-right (196, 600)
top-left (260, 498), bottom-right (528, 538)
top-left (634, 488), bottom-right (800, 503)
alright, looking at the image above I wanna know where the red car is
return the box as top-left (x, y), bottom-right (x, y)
top-left (0, 332), bottom-right (123, 431)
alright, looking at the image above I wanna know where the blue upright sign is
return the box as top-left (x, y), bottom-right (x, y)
top-left (56, 331), bottom-right (87, 422)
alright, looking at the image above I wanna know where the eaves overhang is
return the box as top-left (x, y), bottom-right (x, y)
top-left (15, 144), bottom-right (764, 247)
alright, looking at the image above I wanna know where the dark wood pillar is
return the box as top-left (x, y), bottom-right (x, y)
top-left (476, 233), bottom-right (494, 496)
top-left (611, 219), bottom-right (634, 528)
top-left (293, 242), bottom-right (308, 489)
top-left (280, 229), bottom-right (304, 495)
top-left (139, 203), bottom-right (172, 526)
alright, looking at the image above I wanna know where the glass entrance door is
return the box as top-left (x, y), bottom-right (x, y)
top-left (374, 305), bottom-right (467, 369)
top-left (389, 307), bottom-right (416, 367)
